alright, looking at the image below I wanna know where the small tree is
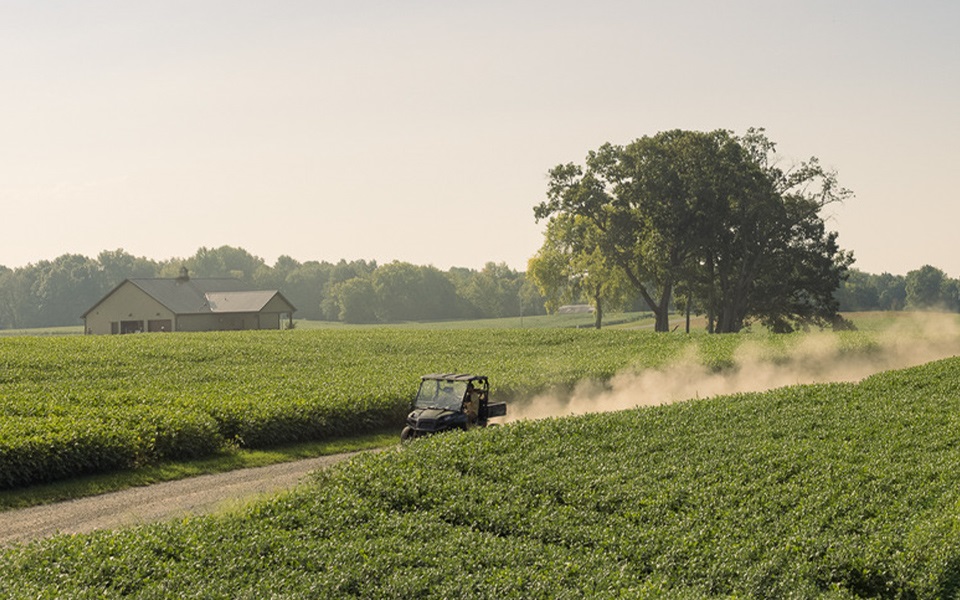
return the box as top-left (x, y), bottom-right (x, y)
top-left (333, 277), bottom-right (378, 324)
top-left (371, 262), bottom-right (459, 322)
top-left (32, 254), bottom-right (104, 327)
top-left (460, 262), bottom-right (525, 319)
top-left (528, 214), bottom-right (627, 328)
top-left (906, 265), bottom-right (948, 310)
top-left (187, 245), bottom-right (266, 282)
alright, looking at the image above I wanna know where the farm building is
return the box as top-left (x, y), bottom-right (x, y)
top-left (82, 268), bottom-right (296, 334)
top-left (557, 304), bottom-right (595, 314)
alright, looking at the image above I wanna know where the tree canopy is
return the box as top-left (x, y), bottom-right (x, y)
top-left (535, 128), bottom-right (854, 333)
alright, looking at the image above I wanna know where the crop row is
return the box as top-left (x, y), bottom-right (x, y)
top-left (0, 326), bottom-right (889, 489)
top-left (3, 355), bottom-right (960, 596)
top-left (0, 328), bottom-right (721, 488)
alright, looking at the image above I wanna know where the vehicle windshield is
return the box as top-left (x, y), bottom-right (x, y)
top-left (415, 379), bottom-right (468, 411)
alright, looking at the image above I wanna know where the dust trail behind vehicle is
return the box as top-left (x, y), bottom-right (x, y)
top-left (506, 313), bottom-right (960, 422)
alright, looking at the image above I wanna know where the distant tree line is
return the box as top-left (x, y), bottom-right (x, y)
top-left (1, 245), bottom-right (955, 331)
top-left (0, 246), bottom-right (548, 329)
top-left (835, 266), bottom-right (960, 313)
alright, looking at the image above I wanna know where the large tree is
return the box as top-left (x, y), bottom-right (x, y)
top-left (535, 128), bottom-right (853, 333)
top-left (536, 130), bottom-right (743, 331)
top-left (707, 131), bottom-right (854, 333)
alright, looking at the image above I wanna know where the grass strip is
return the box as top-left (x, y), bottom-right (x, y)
top-left (0, 428), bottom-right (397, 512)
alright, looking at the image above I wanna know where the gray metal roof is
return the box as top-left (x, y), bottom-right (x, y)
top-left (205, 290), bottom-right (283, 313)
top-left (84, 277), bottom-right (295, 317)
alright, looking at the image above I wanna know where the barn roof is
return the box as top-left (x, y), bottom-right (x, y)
top-left (82, 276), bottom-right (296, 317)
top-left (205, 290), bottom-right (285, 313)
top-left (127, 278), bottom-right (248, 314)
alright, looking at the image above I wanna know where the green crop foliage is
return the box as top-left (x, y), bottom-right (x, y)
top-left (0, 326), bottom-right (927, 489)
top-left (0, 328), bottom-right (708, 488)
top-left (4, 357), bottom-right (960, 596)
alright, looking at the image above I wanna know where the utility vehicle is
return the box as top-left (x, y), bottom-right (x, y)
top-left (401, 373), bottom-right (506, 440)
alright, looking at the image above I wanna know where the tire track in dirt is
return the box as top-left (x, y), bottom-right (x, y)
top-left (0, 450), bottom-right (374, 547)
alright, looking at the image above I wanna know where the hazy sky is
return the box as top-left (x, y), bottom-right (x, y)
top-left (2, 1), bottom-right (958, 276)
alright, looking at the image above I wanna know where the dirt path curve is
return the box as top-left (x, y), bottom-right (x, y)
top-left (0, 450), bottom-right (374, 547)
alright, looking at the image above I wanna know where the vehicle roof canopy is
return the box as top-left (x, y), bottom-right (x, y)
top-left (420, 373), bottom-right (487, 384)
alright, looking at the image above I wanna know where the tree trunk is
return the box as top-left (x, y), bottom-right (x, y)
top-left (706, 255), bottom-right (716, 334)
top-left (714, 247), bottom-right (763, 333)
top-left (655, 280), bottom-right (673, 332)
top-left (593, 286), bottom-right (603, 329)
top-left (617, 259), bottom-right (673, 332)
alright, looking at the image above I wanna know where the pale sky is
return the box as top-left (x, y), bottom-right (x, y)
top-left (2, 1), bottom-right (958, 276)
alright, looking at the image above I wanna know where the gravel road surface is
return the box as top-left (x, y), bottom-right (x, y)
top-left (0, 451), bottom-right (368, 547)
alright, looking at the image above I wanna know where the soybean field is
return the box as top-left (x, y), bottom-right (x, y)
top-left (4, 355), bottom-right (960, 596)
top-left (2, 315), bottom-right (958, 491)
top-left (0, 328), bottom-right (697, 489)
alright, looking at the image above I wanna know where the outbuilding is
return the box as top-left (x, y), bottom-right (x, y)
top-left (82, 267), bottom-right (296, 334)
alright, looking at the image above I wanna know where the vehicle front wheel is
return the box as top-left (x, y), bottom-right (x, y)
top-left (400, 426), bottom-right (414, 442)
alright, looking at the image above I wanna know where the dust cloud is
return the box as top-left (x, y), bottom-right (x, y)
top-left (505, 313), bottom-right (960, 423)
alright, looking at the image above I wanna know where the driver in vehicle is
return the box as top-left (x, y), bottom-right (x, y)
top-left (464, 383), bottom-right (481, 426)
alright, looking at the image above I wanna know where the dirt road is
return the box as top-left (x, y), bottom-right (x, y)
top-left (0, 451), bottom-right (369, 547)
